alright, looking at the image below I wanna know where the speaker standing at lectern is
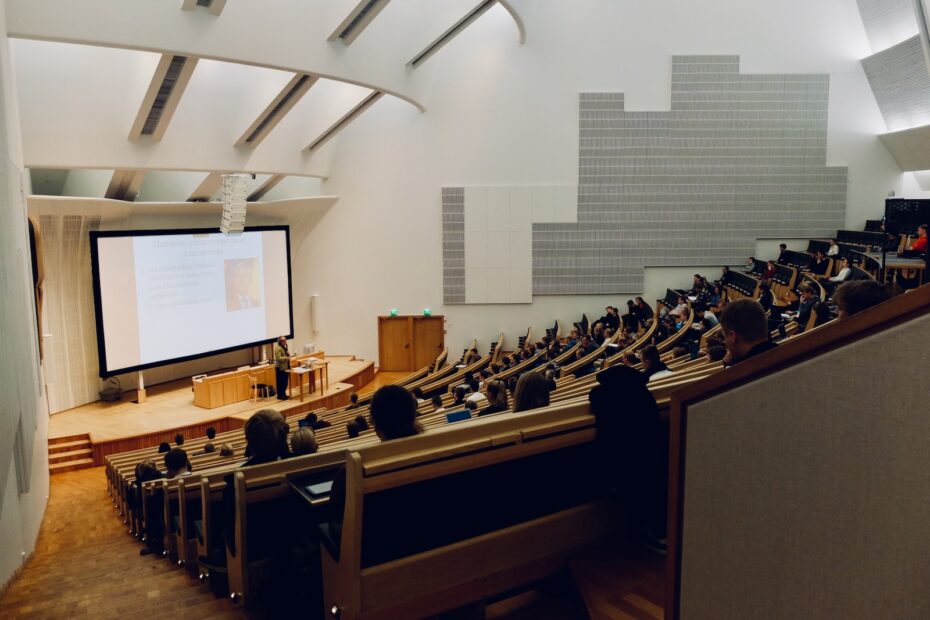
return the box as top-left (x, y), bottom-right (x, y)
top-left (274, 336), bottom-right (290, 401)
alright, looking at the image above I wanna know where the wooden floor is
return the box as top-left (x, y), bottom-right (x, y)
top-left (49, 356), bottom-right (372, 442)
top-left (0, 467), bottom-right (252, 619)
top-left (355, 370), bottom-right (408, 396)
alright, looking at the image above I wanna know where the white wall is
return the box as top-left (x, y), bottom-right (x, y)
top-left (0, 0), bottom-right (49, 590)
top-left (292, 0), bottom-right (910, 363)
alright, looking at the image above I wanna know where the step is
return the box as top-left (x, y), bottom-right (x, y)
top-left (48, 448), bottom-right (93, 464)
top-left (49, 458), bottom-right (95, 474)
top-left (48, 433), bottom-right (90, 446)
top-left (48, 438), bottom-right (92, 453)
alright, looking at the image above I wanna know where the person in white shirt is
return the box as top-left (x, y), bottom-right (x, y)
top-left (827, 239), bottom-right (839, 257)
top-left (668, 295), bottom-right (689, 320)
top-left (829, 257), bottom-right (852, 282)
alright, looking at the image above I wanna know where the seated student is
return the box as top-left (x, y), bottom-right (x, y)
top-left (640, 345), bottom-right (672, 381)
top-left (219, 443), bottom-right (234, 458)
top-left (431, 394), bottom-right (445, 414)
top-left (345, 392), bottom-right (360, 409)
top-left (158, 442), bottom-right (171, 454)
top-left (762, 260), bottom-right (777, 280)
top-left (829, 257), bottom-right (852, 282)
top-left (592, 322), bottom-right (606, 346)
top-left (355, 415), bottom-right (370, 431)
top-left (329, 386), bottom-right (423, 538)
top-left (304, 412), bottom-right (332, 430)
top-left (512, 372), bottom-right (554, 412)
top-left (206, 426), bottom-right (216, 441)
top-left (346, 421), bottom-right (360, 439)
top-left (596, 306), bottom-right (621, 332)
top-left (690, 303), bottom-right (718, 335)
top-left (164, 448), bottom-right (191, 479)
top-left (808, 250), bottom-right (829, 275)
top-left (827, 238), bottom-right (840, 256)
top-left (465, 387), bottom-right (487, 405)
top-left (174, 433), bottom-right (185, 446)
top-left (621, 352), bottom-right (640, 367)
top-left (776, 243), bottom-right (789, 265)
top-left (463, 348), bottom-right (481, 365)
top-left (243, 409), bottom-right (291, 466)
top-left (668, 295), bottom-right (689, 320)
top-left (719, 298), bottom-right (777, 366)
top-left (716, 265), bottom-right (732, 286)
top-left (744, 256), bottom-right (756, 272)
top-left (203, 442), bottom-right (216, 454)
top-left (463, 400), bottom-right (478, 414)
top-left (791, 282), bottom-right (820, 331)
top-left (908, 224), bottom-right (928, 253)
top-left (617, 326), bottom-right (636, 348)
top-left (134, 459), bottom-right (165, 556)
top-left (290, 427), bottom-right (318, 456)
top-left (832, 280), bottom-right (892, 319)
top-left (573, 334), bottom-right (599, 376)
top-left (588, 365), bottom-right (667, 553)
top-left (634, 297), bottom-right (654, 324)
top-left (452, 385), bottom-right (467, 406)
top-left (412, 387), bottom-right (426, 403)
top-left (704, 345), bottom-right (727, 362)
top-left (564, 326), bottom-right (581, 348)
top-left (479, 380), bottom-right (509, 416)
top-left (622, 300), bottom-right (640, 331)
top-left (687, 273), bottom-right (704, 296)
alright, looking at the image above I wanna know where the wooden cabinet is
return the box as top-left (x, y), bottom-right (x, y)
top-left (378, 315), bottom-right (445, 371)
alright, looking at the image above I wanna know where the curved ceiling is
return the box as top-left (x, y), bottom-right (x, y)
top-left (9, 0), bottom-right (527, 199)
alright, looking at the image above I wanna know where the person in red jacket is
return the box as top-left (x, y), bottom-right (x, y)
top-left (910, 224), bottom-right (928, 253)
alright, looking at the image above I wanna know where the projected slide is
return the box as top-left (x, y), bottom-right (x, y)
top-left (91, 227), bottom-right (292, 376)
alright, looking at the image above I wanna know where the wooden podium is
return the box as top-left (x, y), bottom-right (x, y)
top-left (192, 351), bottom-right (325, 409)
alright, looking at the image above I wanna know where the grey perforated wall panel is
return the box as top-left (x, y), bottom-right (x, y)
top-left (856, 0), bottom-right (920, 51)
top-left (442, 55), bottom-right (847, 301)
top-left (534, 56), bottom-right (846, 295)
top-left (861, 35), bottom-right (930, 131)
top-left (442, 188), bottom-right (465, 304)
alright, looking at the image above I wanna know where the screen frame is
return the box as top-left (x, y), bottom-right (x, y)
top-left (89, 225), bottom-right (294, 378)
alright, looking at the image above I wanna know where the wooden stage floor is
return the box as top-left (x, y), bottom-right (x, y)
top-left (49, 355), bottom-right (375, 442)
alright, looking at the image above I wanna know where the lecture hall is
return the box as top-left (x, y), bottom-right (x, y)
top-left (2, 1), bottom-right (930, 618)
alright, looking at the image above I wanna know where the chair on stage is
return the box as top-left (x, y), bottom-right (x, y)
top-left (248, 372), bottom-right (261, 403)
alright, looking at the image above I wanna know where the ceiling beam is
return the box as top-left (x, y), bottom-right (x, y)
top-left (105, 169), bottom-right (146, 201)
top-left (305, 91), bottom-right (384, 153)
top-left (408, 0), bottom-right (498, 68)
top-left (129, 54), bottom-right (199, 141)
top-left (247, 174), bottom-right (286, 202)
top-left (180, 0), bottom-right (227, 16)
top-left (328, 0), bottom-right (393, 46)
top-left (235, 74), bottom-right (318, 148)
top-left (188, 171), bottom-right (224, 201)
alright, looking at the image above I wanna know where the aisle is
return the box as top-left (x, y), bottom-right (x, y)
top-left (0, 467), bottom-right (252, 619)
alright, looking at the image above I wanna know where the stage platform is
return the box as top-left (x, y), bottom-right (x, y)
top-left (49, 355), bottom-right (376, 464)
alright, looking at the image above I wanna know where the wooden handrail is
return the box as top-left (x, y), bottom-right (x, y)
top-left (666, 283), bottom-right (930, 619)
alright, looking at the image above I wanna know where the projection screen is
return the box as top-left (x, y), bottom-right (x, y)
top-left (90, 226), bottom-right (293, 377)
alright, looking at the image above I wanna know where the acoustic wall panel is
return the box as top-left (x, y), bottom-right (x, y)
top-left (862, 35), bottom-right (930, 131)
top-left (442, 187), bottom-right (465, 304)
top-left (856, 0), bottom-right (920, 52)
top-left (442, 56), bottom-right (847, 302)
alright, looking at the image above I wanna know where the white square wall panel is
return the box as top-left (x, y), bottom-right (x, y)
top-left (486, 267), bottom-right (511, 303)
top-left (486, 187), bottom-right (510, 231)
top-left (464, 186), bottom-right (488, 232)
top-left (532, 186), bottom-right (555, 222)
top-left (509, 187), bottom-right (532, 232)
top-left (465, 268), bottom-right (487, 304)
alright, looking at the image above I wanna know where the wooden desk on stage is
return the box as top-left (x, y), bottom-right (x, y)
top-left (192, 351), bottom-right (326, 409)
top-left (287, 360), bottom-right (330, 401)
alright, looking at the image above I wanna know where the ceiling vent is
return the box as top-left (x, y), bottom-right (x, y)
top-left (129, 54), bottom-right (199, 141)
top-left (305, 91), bottom-right (384, 153)
top-left (235, 74), bottom-right (318, 148)
top-left (408, 0), bottom-right (498, 68)
top-left (329, 0), bottom-right (393, 45)
top-left (180, 0), bottom-right (227, 15)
